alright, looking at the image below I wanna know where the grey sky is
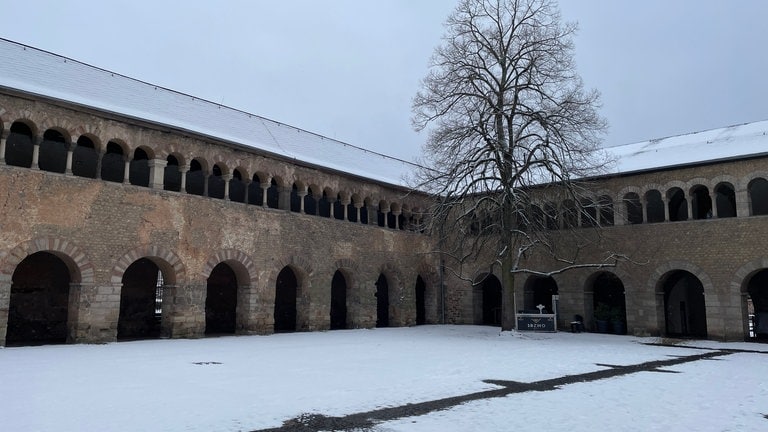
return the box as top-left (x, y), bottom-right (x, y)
top-left (2, 1), bottom-right (766, 161)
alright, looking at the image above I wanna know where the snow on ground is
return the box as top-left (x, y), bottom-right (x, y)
top-left (1, 326), bottom-right (766, 431)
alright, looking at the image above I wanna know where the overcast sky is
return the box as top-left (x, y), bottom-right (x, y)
top-left (2, 1), bottom-right (767, 162)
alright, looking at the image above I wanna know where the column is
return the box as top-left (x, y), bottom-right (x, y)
top-left (179, 164), bottom-right (189, 193)
top-left (327, 196), bottom-right (336, 218)
top-left (662, 197), bottom-right (670, 222)
top-left (261, 183), bottom-right (270, 208)
top-left (392, 210), bottom-right (401, 229)
top-left (122, 158), bottom-right (130, 184)
top-left (95, 151), bottom-right (104, 180)
top-left (147, 159), bottom-right (168, 190)
top-left (709, 192), bottom-right (718, 218)
top-left (31, 136), bottom-right (41, 169)
top-left (354, 203), bottom-right (363, 224)
top-left (298, 189), bottom-right (307, 213)
top-left (341, 198), bottom-right (350, 221)
top-left (222, 174), bottom-right (233, 200)
top-left (0, 132), bottom-right (7, 163)
top-left (686, 197), bottom-right (693, 221)
top-left (65, 143), bottom-right (74, 175)
top-left (243, 179), bottom-right (251, 204)
top-left (641, 198), bottom-right (648, 223)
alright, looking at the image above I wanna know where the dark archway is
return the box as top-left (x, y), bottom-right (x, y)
top-left (715, 183), bottom-right (736, 218)
top-left (6, 252), bottom-right (70, 346)
top-left (73, 136), bottom-right (98, 178)
top-left (5, 121), bottom-right (34, 168)
top-left (624, 192), bottom-right (643, 224)
top-left (290, 184), bottom-right (302, 212)
top-left (117, 258), bottom-right (162, 340)
top-left (267, 179), bottom-right (280, 209)
top-left (208, 164), bottom-right (226, 199)
top-left (524, 276), bottom-right (558, 313)
top-left (748, 178), bottom-right (768, 216)
top-left (667, 188), bottom-right (688, 221)
top-left (592, 272), bottom-right (626, 334)
top-left (101, 141), bottom-right (125, 183)
top-left (274, 266), bottom-right (298, 332)
top-left (690, 185), bottom-right (711, 220)
top-left (645, 189), bottom-right (665, 223)
top-left (39, 129), bottom-right (68, 173)
top-left (163, 155), bottom-right (182, 192)
top-left (480, 274), bottom-right (502, 326)
top-left (230, 169), bottom-right (246, 203)
top-left (129, 147), bottom-right (150, 187)
top-left (186, 159), bottom-right (205, 196)
top-left (330, 270), bottom-right (347, 330)
top-left (375, 274), bottom-right (389, 328)
top-left (205, 263), bottom-right (238, 335)
top-left (746, 269), bottom-right (768, 340)
top-left (415, 275), bottom-right (427, 325)
top-left (249, 174), bottom-right (264, 206)
top-left (662, 271), bottom-right (707, 338)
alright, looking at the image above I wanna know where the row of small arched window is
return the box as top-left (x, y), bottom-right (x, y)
top-left (1, 121), bottom-right (427, 231)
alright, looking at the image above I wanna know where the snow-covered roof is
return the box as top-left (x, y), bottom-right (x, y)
top-left (1, 38), bottom-right (766, 186)
top-left (0, 38), bottom-right (420, 188)
top-left (605, 119), bottom-right (768, 175)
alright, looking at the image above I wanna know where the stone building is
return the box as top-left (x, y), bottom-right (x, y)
top-left (1, 39), bottom-right (766, 345)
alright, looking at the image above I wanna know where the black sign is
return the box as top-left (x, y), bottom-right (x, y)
top-left (516, 314), bottom-right (556, 332)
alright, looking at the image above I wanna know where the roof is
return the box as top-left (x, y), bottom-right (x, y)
top-left (0, 38), bottom-right (420, 188)
top-left (1, 38), bottom-right (766, 185)
top-left (605, 120), bottom-right (768, 175)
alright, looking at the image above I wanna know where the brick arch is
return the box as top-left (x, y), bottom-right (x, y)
top-left (617, 185), bottom-right (642, 199)
top-left (662, 180), bottom-right (688, 195)
top-left (640, 183), bottom-right (664, 197)
top-left (202, 249), bottom-right (257, 287)
top-left (377, 262), bottom-right (404, 301)
top-left (743, 171), bottom-right (768, 189)
top-left (687, 177), bottom-right (711, 194)
top-left (333, 258), bottom-right (360, 296)
top-left (110, 245), bottom-right (187, 286)
top-left (711, 174), bottom-right (739, 190)
top-left (0, 104), bottom-right (7, 131)
top-left (39, 117), bottom-right (76, 143)
top-left (647, 260), bottom-right (714, 297)
top-left (579, 267), bottom-right (633, 293)
top-left (1, 237), bottom-right (95, 284)
top-left (731, 258), bottom-right (768, 294)
top-left (9, 114), bottom-right (40, 137)
top-left (70, 122), bottom-right (102, 144)
top-left (268, 255), bottom-right (314, 290)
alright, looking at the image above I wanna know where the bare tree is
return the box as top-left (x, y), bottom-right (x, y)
top-left (412, 0), bottom-right (618, 330)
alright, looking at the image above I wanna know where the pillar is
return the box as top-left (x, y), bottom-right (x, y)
top-left (65, 143), bottom-right (74, 175)
top-left (222, 174), bottom-right (233, 200)
top-left (0, 133), bottom-right (7, 164)
top-left (261, 184), bottom-right (270, 208)
top-left (663, 197), bottom-right (670, 222)
top-left (31, 136), bottom-right (41, 169)
top-left (148, 158), bottom-right (168, 190)
top-left (122, 158), bottom-right (130, 184)
top-left (709, 192), bottom-right (718, 218)
top-left (180, 164), bottom-right (189, 193)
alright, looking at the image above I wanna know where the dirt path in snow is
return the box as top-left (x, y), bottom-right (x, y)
top-left (253, 347), bottom-right (749, 432)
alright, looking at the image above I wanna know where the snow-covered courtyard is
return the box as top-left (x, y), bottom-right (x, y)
top-left (1, 325), bottom-right (766, 431)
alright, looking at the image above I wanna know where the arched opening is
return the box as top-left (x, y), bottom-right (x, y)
top-left (624, 192), bottom-right (643, 224)
top-left (163, 155), bottom-right (182, 192)
top-left (745, 269), bottom-right (768, 340)
top-left (562, 200), bottom-right (577, 228)
top-left (645, 189), bottom-right (665, 223)
top-left (375, 274), bottom-right (389, 328)
top-left (360, 201), bottom-right (370, 225)
top-left (5, 121), bottom-right (34, 168)
top-left (667, 188), bottom-right (688, 221)
top-left (129, 147), bottom-right (150, 187)
top-left (186, 159), bottom-right (205, 196)
top-left (330, 270), bottom-right (347, 330)
top-left (387, 210), bottom-right (397, 229)
top-left (524, 276), bottom-right (558, 313)
top-left (478, 274), bottom-right (501, 326)
top-left (39, 129), bottom-right (68, 173)
top-left (249, 174), bottom-right (264, 206)
top-left (208, 164), bottom-right (226, 199)
top-left (598, 195), bottom-right (614, 226)
top-left (101, 141), bottom-right (125, 183)
top-left (415, 275), bottom-right (426, 325)
top-left (290, 183), bottom-right (302, 212)
top-left (544, 203), bottom-right (558, 229)
top-left (580, 198), bottom-right (597, 228)
top-left (591, 272), bottom-right (626, 334)
top-left (690, 185), bottom-right (711, 220)
top-left (714, 182), bottom-right (736, 218)
top-left (274, 266), bottom-right (298, 332)
top-left (530, 205), bottom-right (544, 231)
top-left (229, 169), bottom-right (246, 203)
top-left (748, 178), bottom-right (768, 216)
top-left (72, 136), bottom-right (98, 178)
top-left (267, 179), bottom-right (280, 209)
top-left (319, 192), bottom-right (331, 217)
top-left (6, 252), bottom-right (70, 346)
top-left (304, 187), bottom-right (317, 215)
top-left (117, 258), bottom-right (163, 340)
top-left (347, 200), bottom-right (358, 223)
top-left (661, 271), bottom-right (707, 338)
top-left (205, 263), bottom-right (238, 335)
top-left (334, 194), bottom-right (345, 221)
